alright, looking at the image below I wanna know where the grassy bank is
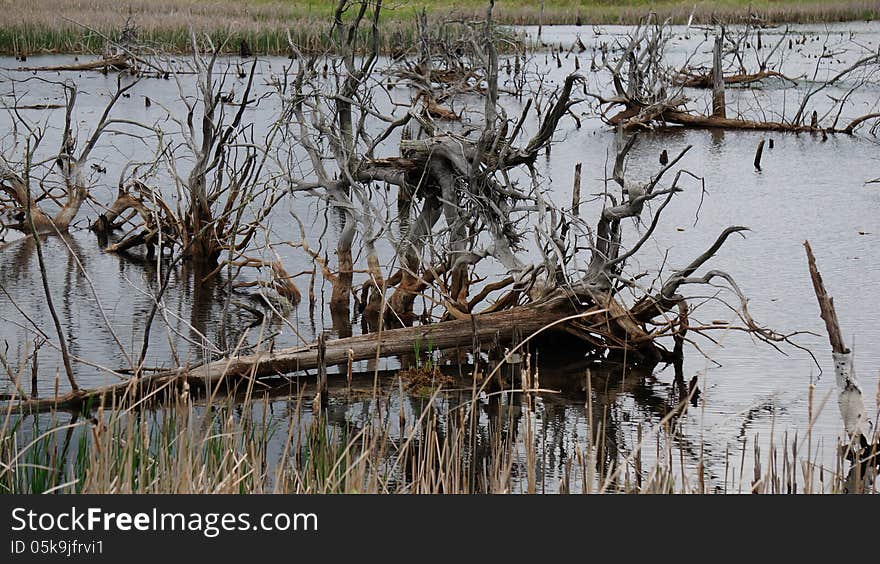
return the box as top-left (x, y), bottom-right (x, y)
top-left (1, 1), bottom-right (878, 56)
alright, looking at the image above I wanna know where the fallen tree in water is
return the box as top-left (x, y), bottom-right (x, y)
top-left (1, 2), bottom-right (788, 416)
top-left (1, 1), bottom-right (804, 416)
top-left (4, 293), bottom-right (592, 412)
top-left (673, 69), bottom-right (797, 89)
top-left (14, 53), bottom-right (131, 73)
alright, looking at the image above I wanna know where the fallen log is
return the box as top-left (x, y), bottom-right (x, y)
top-left (13, 54), bottom-right (130, 73)
top-left (3, 293), bottom-right (619, 414)
top-left (657, 110), bottom-right (858, 134)
top-left (674, 70), bottom-right (797, 88)
top-left (611, 104), bottom-right (879, 134)
top-left (0, 104), bottom-right (65, 110)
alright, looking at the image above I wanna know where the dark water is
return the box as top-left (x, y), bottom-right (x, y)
top-left (1, 22), bottom-right (879, 491)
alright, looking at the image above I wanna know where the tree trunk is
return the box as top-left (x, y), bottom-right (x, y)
top-left (711, 35), bottom-right (727, 119)
top-left (331, 245), bottom-right (353, 310)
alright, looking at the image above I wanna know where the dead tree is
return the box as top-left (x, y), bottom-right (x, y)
top-left (276, 0), bottom-right (415, 320)
top-left (388, 8), bottom-right (493, 121)
top-left (1, 77), bottom-right (139, 234)
top-left (804, 242), bottom-right (878, 488)
top-left (587, 17), bottom-right (880, 134)
top-left (96, 33), bottom-right (288, 274)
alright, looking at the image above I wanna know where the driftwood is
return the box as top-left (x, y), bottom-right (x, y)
top-left (656, 110), bottom-right (872, 134)
top-left (14, 54), bottom-right (130, 73)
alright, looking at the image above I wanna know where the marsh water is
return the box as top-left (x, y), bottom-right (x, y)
top-left (2, 22), bottom-right (879, 491)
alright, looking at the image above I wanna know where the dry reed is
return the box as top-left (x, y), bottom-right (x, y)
top-left (1, 1), bottom-right (877, 56)
top-left (2, 357), bottom-right (874, 494)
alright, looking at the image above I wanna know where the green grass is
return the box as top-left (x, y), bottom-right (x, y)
top-left (1, 1), bottom-right (877, 56)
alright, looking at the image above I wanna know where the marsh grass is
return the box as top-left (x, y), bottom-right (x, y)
top-left (1, 364), bottom-right (874, 494)
top-left (1, 1), bottom-right (878, 56)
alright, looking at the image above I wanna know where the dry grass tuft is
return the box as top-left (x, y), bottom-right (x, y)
top-left (398, 365), bottom-right (454, 396)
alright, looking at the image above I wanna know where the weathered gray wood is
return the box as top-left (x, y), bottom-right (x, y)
top-left (711, 35), bottom-right (726, 119)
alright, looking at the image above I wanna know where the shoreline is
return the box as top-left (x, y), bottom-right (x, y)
top-left (1, 1), bottom-right (878, 56)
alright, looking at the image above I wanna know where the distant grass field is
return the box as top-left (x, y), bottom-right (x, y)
top-left (1, 1), bottom-right (878, 55)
